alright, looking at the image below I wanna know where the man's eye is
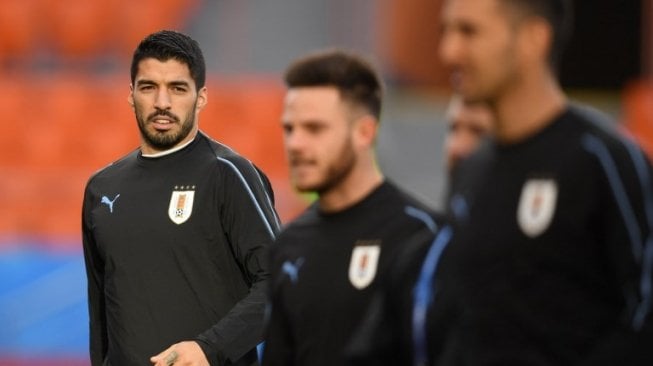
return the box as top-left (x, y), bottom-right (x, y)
top-left (306, 125), bottom-right (323, 134)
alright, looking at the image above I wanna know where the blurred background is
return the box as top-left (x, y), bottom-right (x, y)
top-left (0, 1), bottom-right (651, 365)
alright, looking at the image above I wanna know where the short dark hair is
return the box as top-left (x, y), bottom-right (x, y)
top-left (501, 0), bottom-right (573, 70)
top-left (130, 30), bottom-right (206, 90)
top-left (284, 50), bottom-right (383, 120)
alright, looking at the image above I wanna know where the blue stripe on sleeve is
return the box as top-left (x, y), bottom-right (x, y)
top-left (250, 163), bottom-right (282, 230)
top-left (622, 141), bottom-right (653, 330)
top-left (404, 206), bottom-right (438, 233)
top-left (582, 134), bottom-right (653, 329)
top-left (411, 225), bottom-right (452, 366)
top-left (218, 157), bottom-right (278, 239)
top-left (582, 135), bottom-right (643, 261)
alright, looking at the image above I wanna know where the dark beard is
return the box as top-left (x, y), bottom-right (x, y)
top-left (135, 106), bottom-right (196, 151)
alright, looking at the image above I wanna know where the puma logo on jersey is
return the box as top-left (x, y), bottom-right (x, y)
top-left (101, 194), bottom-right (121, 213)
top-left (282, 258), bottom-right (305, 284)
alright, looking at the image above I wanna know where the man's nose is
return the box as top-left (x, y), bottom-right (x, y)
top-left (439, 30), bottom-right (463, 67)
top-left (154, 89), bottom-right (172, 110)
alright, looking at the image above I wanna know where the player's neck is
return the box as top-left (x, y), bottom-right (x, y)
top-left (318, 159), bottom-right (383, 214)
top-left (141, 127), bottom-right (199, 156)
top-left (492, 70), bottom-right (567, 145)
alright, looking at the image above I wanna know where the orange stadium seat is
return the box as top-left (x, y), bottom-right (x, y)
top-left (0, 0), bottom-right (43, 62)
top-left (36, 169), bottom-right (87, 236)
top-left (200, 83), bottom-right (257, 151)
top-left (0, 77), bottom-right (32, 165)
top-left (238, 83), bottom-right (285, 168)
top-left (43, 0), bottom-right (118, 58)
top-left (22, 76), bottom-right (90, 168)
top-left (0, 167), bottom-right (86, 236)
top-left (81, 78), bottom-right (141, 168)
top-left (0, 75), bottom-right (90, 237)
top-left (25, 75), bottom-right (138, 169)
top-left (114, 0), bottom-right (201, 56)
top-left (379, 0), bottom-right (448, 88)
top-left (623, 80), bottom-right (653, 160)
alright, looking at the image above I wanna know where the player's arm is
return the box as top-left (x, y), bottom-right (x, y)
top-left (81, 185), bottom-right (108, 366)
top-left (195, 158), bottom-right (280, 364)
top-left (580, 138), bottom-right (653, 365)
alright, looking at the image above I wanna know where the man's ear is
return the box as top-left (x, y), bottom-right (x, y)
top-left (127, 84), bottom-right (134, 109)
top-left (518, 16), bottom-right (553, 68)
top-left (353, 114), bottom-right (379, 148)
top-left (196, 86), bottom-right (208, 111)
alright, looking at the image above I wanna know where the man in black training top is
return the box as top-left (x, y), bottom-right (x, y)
top-left (82, 30), bottom-right (280, 366)
top-left (437, 0), bottom-right (653, 364)
top-left (345, 96), bottom-right (493, 366)
top-left (261, 50), bottom-right (444, 366)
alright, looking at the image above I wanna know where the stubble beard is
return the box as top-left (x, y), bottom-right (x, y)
top-left (135, 103), bottom-right (197, 151)
top-left (295, 137), bottom-right (357, 195)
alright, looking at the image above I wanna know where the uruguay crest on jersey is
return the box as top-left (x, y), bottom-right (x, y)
top-left (168, 186), bottom-right (195, 225)
top-left (517, 178), bottom-right (558, 237)
top-left (348, 242), bottom-right (381, 290)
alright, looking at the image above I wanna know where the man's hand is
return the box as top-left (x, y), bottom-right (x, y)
top-left (150, 341), bottom-right (210, 366)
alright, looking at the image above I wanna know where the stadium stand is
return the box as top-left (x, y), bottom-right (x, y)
top-left (44, 1), bottom-right (117, 59)
top-left (114, 0), bottom-right (201, 57)
top-left (0, 0), bottom-right (42, 63)
top-left (623, 79), bottom-right (653, 160)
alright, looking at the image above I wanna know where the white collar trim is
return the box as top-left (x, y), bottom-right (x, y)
top-left (141, 137), bottom-right (195, 158)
